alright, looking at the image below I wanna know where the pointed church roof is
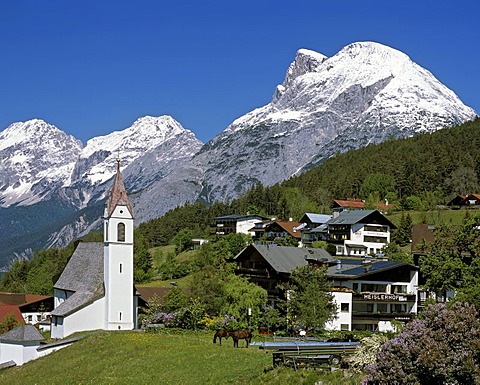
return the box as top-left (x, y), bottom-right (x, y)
top-left (107, 159), bottom-right (133, 217)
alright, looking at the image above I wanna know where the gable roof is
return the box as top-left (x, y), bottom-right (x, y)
top-left (52, 242), bottom-right (105, 317)
top-left (0, 306), bottom-right (24, 324)
top-left (235, 244), bottom-right (334, 274)
top-left (273, 220), bottom-right (302, 238)
top-left (299, 213), bottom-right (332, 225)
top-left (0, 292), bottom-right (51, 306)
top-left (0, 324), bottom-right (44, 342)
top-left (328, 210), bottom-right (396, 228)
top-left (333, 199), bottom-right (365, 209)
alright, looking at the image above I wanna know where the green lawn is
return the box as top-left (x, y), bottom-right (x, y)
top-left (387, 208), bottom-right (475, 226)
top-left (0, 330), bottom-right (364, 385)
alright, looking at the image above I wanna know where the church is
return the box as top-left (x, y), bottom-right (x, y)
top-left (50, 160), bottom-right (138, 339)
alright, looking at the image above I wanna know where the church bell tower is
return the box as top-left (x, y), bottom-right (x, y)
top-left (103, 158), bottom-right (134, 330)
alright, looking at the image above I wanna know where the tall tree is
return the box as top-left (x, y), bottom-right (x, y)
top-left (286, 265), bottom-right (336, 330)
top-left (421, 214), bottom-right (480, 308)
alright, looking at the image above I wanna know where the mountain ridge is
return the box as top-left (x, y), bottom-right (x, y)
top-left (0, 41), bottom-right (477, 268)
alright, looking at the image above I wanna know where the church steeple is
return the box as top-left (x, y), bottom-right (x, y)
top-left (107, 159), bottom-right (133, 217)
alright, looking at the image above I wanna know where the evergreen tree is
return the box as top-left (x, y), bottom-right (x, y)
top-left (285, 265), bottom-right (336, 330)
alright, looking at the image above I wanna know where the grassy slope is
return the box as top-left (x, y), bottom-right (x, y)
top-left (0, 331), bottom-right (363, 385)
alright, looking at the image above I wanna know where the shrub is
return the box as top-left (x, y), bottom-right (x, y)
top-left (363, 302), bottom-right (480, 385)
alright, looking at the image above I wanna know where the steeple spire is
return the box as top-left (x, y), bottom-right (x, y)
top-left (107, 159), bottom-right (133, 217)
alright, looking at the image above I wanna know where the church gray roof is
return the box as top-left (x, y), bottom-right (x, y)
top-left (0, 324), bottom-right (44, 342)
top-left (51, 242), bottom-right (105, 317)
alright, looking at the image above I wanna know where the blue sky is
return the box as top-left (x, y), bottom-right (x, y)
top-left (0, 1), bottom-right (478, 144)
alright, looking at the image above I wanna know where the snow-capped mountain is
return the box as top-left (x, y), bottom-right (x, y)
top-left (0, 41), bottom-right (477, 267)
top-left (0, 119), bottom-right (83, 207)
top-left (133, 41), bottom-right (476, 221)
top-left (0, 116), bottom-right (203, 267)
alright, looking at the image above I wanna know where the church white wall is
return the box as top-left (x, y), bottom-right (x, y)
top-left (61, 297), bottom-right (105, 338)
top-left (104, 243), bottom-right (134, 330)
top-left (0, 341), bottom-right (40, 366)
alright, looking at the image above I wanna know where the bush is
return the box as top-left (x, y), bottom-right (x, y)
top-left (363, 302), bottom-right (480, 385)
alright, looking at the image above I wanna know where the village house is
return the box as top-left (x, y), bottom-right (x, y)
top-left (0, 292), bottom-right (53, 328)
top-left (50, 159), bottom-right (138, 339)
top-left (234, 244), bottom-right (418, 332)
top-left (294, 213), bottom-right (332, 247)
top-left (249, 218), bottom-right (302, 244)
top-left (211, 214), bottom-right (267, 237)
top-left (302, 209), bottom-right (395, 257)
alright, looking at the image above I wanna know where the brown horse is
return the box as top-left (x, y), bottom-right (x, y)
top-left (228, 330), bottom-right (252, 348)
top-left (213, 328), bottom-right (230, 345)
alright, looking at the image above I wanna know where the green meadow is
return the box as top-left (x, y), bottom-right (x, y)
top-left (0, 330), bottom-right (364, 385)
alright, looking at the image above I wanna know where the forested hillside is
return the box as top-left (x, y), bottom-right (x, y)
top-left (139, 117), bottom-right (480, 248)
top-left (2, 117), bottom-right (480, 293)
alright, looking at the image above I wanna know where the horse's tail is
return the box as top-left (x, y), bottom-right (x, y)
top-left (213, 332), bottom-right (217, 344)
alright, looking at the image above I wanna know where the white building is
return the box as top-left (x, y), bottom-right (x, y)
top-left (234, 244), bottom-right (418, 333)
top-left (50, 160), bottom-right (137, 339)
top-left (326, 210), bottom-right (395, 257)
top-left (212, 214), bottom-right (267, 236)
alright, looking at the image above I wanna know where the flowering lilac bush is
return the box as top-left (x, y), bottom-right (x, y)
top-left (363, 302), bottom-right (480, 385)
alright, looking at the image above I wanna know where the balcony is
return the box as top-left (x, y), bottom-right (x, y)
top-left (352, 312), bottom-right (414, 321)
top-left (236, 267), bottom-right (270, 277)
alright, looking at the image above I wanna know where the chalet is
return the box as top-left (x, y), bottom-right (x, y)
top-left (234, 244), bottom-right (334, 303)
top-left (295, 213), bottom-right (332, 247)
top-left (446, 195), bottom-right (467, 207)
top-left (234, 244), bottom-right (418, 332)
top-left (0, 292), bottom-right (53, 327)
top-left (212, 214), bottom-right (267, 236)
top-left (249, 219), bottom-right (302, 244)
top-left (324, 210), bottom-right (395, 257)
top-left (50, 159), bottom-right (138, 339)
top-left (333, 198), bottom-right (395, 214)
top-left (332, 198), bottom-right (366, 213)
top-left (466, 194), bottom-right (480, 206)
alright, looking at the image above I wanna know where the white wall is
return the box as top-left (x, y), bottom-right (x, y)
top-left (325, 291), bottom-right (352, 331)
top-left (236, 218), bottom-right (262, 234)
top-left (0, 341), bottom-right (41, 366)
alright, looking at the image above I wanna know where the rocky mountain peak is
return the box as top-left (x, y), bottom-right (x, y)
top-left (273, 48), bottom-right (327, 102)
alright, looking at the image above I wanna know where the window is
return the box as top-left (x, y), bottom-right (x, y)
top-left (341, 324), bottom-right (349, 331)
top-left (392, 285), bottom-right (407, 294)
top-left (119, 312), bottom-right (122, 321)
top-left (117, 222), bottom-right (125, 242)
top-left (377, 303), bottom-right (387, 313)
top-left (340, 303), bottom-right (350, 312)
top-left (120, 263), bottom-right (123, 273)
top-left (362, 283), bottom-right (387, 293)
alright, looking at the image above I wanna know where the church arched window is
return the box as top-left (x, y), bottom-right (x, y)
top-left (117, 222), bottom-right (126, 242)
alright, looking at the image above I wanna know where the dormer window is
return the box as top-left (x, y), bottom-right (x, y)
top-left (117, 222), bottom-right (126, 242)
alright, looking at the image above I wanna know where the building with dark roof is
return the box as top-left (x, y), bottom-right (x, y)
top-left (51, 160), bottom-right (137, 339)
top-left (0, 324), bottom-right (44, 366)
top-left (234, 244), bottom-right (418, 332)
top-left (212, 214), bottom-right (268, 237)
top-left (317, 209), bottom-right (396, 257)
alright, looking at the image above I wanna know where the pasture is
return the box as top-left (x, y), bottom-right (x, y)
top-left (0, 330), bottom-right (364, 384)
